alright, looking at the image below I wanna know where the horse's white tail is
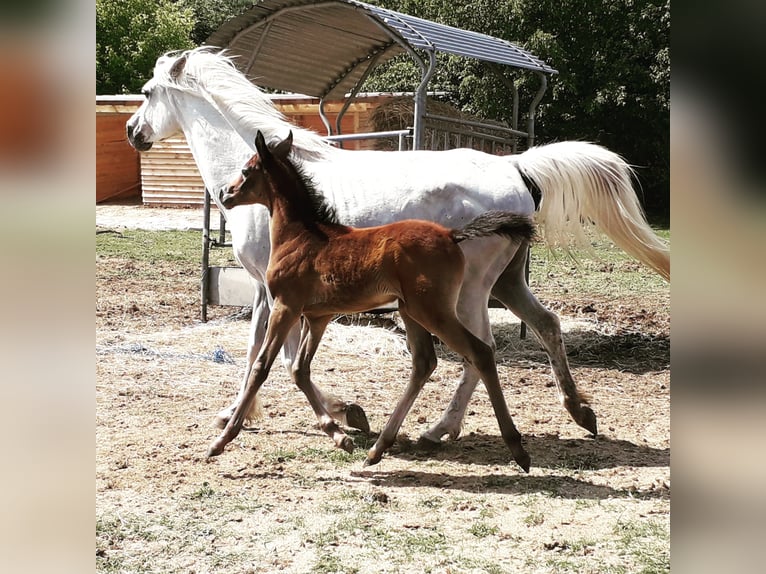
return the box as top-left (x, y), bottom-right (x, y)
top-left (515, 141), bottom-right (670, 281)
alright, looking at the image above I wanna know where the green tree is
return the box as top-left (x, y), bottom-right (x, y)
top-left (178, 0), bottom-right (254, 45)
top-left (96, 0), bottom-right (195, 94)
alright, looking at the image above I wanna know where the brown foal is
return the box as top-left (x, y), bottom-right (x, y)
top-left (209, 130), bottom-right (537, 471)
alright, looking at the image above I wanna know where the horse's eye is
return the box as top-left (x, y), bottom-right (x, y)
top-left (141, 88), bottom-right (151, 99)
top-left (241, 168), bottom-right (250, 178)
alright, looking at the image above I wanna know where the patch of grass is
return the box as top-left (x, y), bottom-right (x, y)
top-left (96, 513), bottom-right (166, 573)
top-left (530, 226), bottom-right (670, 298)
top-left (313, 552), bottom-right (356, 574)
top-left (264, 447), bottom-right (299, 464)
top-left (299, 444), bottom-right (368, 465)
top-left (614, 517), bottom-right (670, 573)
top-left (523, 510), bottom-right (545, 527)
top-left (468, 521), bottom-right (499, 538)
top-left (96, 229), bottom-right (236, 266)
top-left (418, 495), bottom-right (443, 509)
top-left (189, 481), bottom-right (216, 499)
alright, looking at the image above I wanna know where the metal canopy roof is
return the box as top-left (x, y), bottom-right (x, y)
top-left (206, 0), bottom-right (556, 100)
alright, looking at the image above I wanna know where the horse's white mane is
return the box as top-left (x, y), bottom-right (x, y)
top-left (154, 47), bottom-right (336, 160)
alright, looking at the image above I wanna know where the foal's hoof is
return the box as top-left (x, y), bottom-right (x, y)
top-left (514, 450), bottom-right (531, 474)
top-left (206, 440), bottom-right (226, 458)
top-left (338, 436), bottom-right (355, 454)
top-left (577, 406), bottom-right (598, 437)
top-left (345, 403), bottom-right (370, 434)
top-left (364, 450), bottom-right (383, 467)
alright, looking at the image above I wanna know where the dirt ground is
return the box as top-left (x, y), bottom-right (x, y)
top-left (96, 207), bottom-right (669, 573)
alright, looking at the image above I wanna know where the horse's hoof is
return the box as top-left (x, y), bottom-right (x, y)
top-left (345, 403), bottom-right (370, 434)
top-left (416, 435), bottom-right (442, 451)
top-left (206, 441), bottom-right (225, 458)
top-left (364, 450), bottom-right (382, 467)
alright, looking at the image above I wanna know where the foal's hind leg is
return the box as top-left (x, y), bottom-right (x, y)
top-left (491, 250), bottom-right (597, 435)
top-left (365, 308), bottom-right (437, 466)
top-left (291, 316), bottom-right (355, 453)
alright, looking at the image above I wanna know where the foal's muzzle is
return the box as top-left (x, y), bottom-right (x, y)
top-left (219, 186), bottom-right (237, 208)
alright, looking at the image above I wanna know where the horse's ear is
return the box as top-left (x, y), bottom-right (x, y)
top-left (254, 131), bottom-right (268, 157)
top-left (169, 52), bottom-right (188, 79)
top-left (272, 131), bottom-right (293, 160)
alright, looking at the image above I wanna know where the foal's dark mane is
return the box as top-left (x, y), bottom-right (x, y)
top-left (274, 154), bottom-right (339, 226)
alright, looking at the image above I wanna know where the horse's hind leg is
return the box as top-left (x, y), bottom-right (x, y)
top-left (406, 303), bottom-right (530, 472)
top-left (420, 237), bottom-right (514, 446)
top-left (365, 308), bottom-right (437, 466)
top-left (292, 316), bottom-right (355, 453)
top-left (491, 249), bottom-right (597, 435)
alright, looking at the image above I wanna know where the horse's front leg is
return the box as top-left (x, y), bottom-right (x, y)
top-left (291, 316), bottom-right (355, 453)
top-left (215, 281), bottom-right (273, 429)
top-left (207, 301), bottom-right (300, 457)
top-left (282, 319), bottom-right (370, 434)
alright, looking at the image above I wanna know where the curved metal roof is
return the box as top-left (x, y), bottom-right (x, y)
top-left (206, 0), bottom-right (556, 99)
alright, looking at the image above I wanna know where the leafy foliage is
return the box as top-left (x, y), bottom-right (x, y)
top-left (96, 0), bottom-right (669, 218)
top-left (178, 0), bottom-right (254, 45)
top-left (96, 0), bottom-right (195, 94)
top-left (366, 0), bottom-right (669, 219)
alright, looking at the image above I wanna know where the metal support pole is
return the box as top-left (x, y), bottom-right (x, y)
top-left (413, 51), bottom-right (437, 150)
top-left (201, 189), bottom-right (211, 322)
top-left (526, 73), bottom-right (548, 148)
top-left (218, 209), bottom-right (226, 244)
top-left (334, 52), bottom-right (382, 137)
top-left (318, 98), bottom-right (333, 136)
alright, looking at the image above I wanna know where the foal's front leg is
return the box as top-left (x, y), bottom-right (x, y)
top-left (207, 302), bottom-right (300, 457)
top-left (214, 283), bottom-right (369, 434)
top-left (292, 316), bottom-right (355, 453)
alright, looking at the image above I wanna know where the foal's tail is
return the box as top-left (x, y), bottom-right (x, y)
top-left (514, 141), bottom-right (670, 281)
top-left (452, 211), bottom-right (537, 245)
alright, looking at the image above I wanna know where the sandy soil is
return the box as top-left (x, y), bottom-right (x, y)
top-left (96, 207), bottom-right (669, 573)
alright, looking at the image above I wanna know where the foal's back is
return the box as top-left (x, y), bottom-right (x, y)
top-left (276, 218), bottom-right (465, 316)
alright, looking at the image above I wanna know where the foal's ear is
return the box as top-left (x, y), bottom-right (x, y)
top-left (169, 52), bottom-right (188, 79)
top-left (272, 131), bottom-right (293, 160)
top-left (254, 131), bottom-right (269, 158)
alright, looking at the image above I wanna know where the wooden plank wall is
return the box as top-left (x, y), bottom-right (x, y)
top-left (96, 94), bottom-right (388, 207)
top-left (96, 106), bottom-right (141, 203)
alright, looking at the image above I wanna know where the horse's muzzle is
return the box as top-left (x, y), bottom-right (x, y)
top-left (126, 122), bottom-right (154, 152)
